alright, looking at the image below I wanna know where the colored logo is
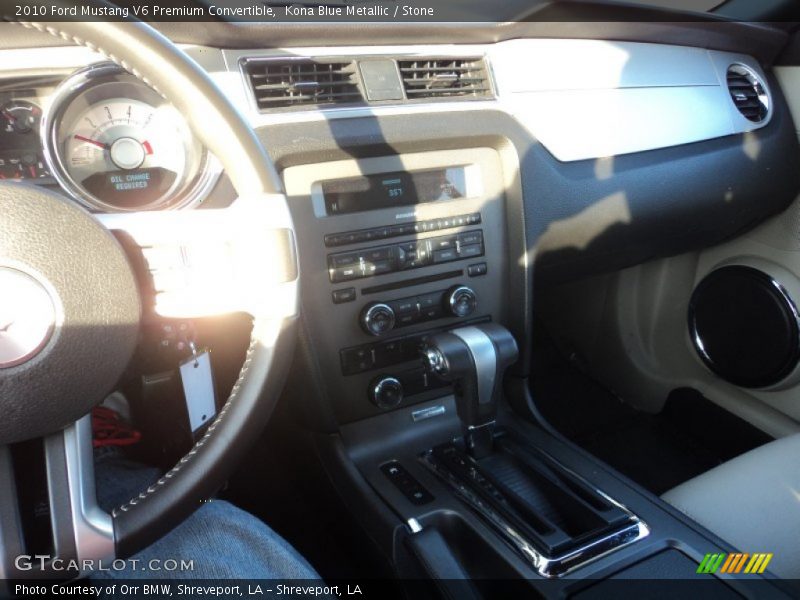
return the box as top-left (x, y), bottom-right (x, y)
top-left (697, 553), bottom-right (773, 575)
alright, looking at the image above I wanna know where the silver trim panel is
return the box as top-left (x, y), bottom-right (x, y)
top-left (0, 40), bottom-right (774, 164)
top-left (40, 62), bottom-right (222, 213)
top-left (420, 446), bottom-right (650, 578)
top-left (216, 40), bottom-right (772, 161)
top-left (412, 405), bottom-right (446, 422)
top-left (451, 326), bottom-right (496, 407)
top-left (53, 415), bottom-right (115, 565)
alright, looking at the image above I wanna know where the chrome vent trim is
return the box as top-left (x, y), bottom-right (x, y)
top-left (726, 64), bottom-right (770, 123)
top-left (397, 57), bottom-right (491, 100)
top-left (243, 58), bottom-right (364, 110)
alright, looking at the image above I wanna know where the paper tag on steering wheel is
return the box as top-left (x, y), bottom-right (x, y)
top-left (179, 351), bottom-right (217, 433)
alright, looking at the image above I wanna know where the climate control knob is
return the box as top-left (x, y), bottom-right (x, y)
top-left (370, 376), bottom-right (404, 409)
top-left (445, 285), bottom-right (477, 318)
top-left (360, 302), bottom-right (396, 337)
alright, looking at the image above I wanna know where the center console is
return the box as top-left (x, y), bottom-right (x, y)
top-left (283, 147), bottom-right (792, 597)
top-left (284, 148), bottom-right (510, 424)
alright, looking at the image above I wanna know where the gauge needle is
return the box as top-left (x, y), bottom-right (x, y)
top-left (1, 109), bottom-right (15, 122)
top-left (142, 141), bottom-right (154, 155)
top-left (73, 134), bottom-right (108, 149)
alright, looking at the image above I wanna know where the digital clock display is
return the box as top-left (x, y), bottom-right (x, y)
top-left (322, 167), bottom-right (467, 215)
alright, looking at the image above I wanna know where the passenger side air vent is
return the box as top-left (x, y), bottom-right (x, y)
top-left (398, 58), bottom-right (491, 100)
top-left (244, 59), bottom-right (364, 110)
top-left (726, 65), bottom-right (770, 123)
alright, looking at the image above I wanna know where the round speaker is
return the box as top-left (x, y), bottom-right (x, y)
top-left (689, 265), bottom-right (800, 388)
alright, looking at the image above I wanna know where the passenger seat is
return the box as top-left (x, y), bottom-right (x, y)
top-left (662, 434), bottom-right (800, 579)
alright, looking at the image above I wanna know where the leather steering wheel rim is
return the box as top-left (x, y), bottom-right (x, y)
top-left (17, 20), bottom-right (298, 560)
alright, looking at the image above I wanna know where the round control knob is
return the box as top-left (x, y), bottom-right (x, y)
top-left (360, 302), bottom-right (396, 337)
top-left (370, 376), bottom-right (404, 410)
top-left (446, 285), bottom-right (477, 318)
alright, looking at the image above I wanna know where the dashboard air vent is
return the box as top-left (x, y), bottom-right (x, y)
top-left (726, 65), bottom-right (769, 123)
top-left (398, 58), bottom-right (491, 100)
top-left (244, 59), bottom-right (364, 110)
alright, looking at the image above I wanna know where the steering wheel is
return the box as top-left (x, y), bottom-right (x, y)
top-left (0, 20), bottom-right (298, 575)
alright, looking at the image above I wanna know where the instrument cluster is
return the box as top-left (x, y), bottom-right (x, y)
top-left (0, 64), bottom-right (219, 212)
top-left (0, 83), bottom-right (53, 182)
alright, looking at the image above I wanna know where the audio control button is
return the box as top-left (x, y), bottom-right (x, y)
top-left (468, 263), bottom-right (488, 277)
top-left (363, 260), bottom-right (394, 277)
top-left (391, 298), bottom-right (418, 315)
top-left (341, 346), bottom-right (375, 375)
top-left (433, 248), bottom-right (458, 263)
top-left (421, 304), bottom-right (444, 321)
top-left (361, 303), bottom-right (396, 337)
top-left (446, 286), bottom-right (477, 318)
top-left (364, 247), bottom-right (393, 262)
top-left (431, 236), bottom-right (456, 250)
top-left (397, 312), bottom-right (421, 327)
top-left (417, 292), bottom-right (441, 310)
top-left (330, 253), bottom-right (359, 267)
top-left (332, 288), bottom-right (357, 304)
top-left (331, 265), bottom-right (362, 283)
top-left (374, 340), bottom-right (404, 367)
top-left (458, 244), bottom-right (484, 259)
top-left (370, 376), bottom-right (404, 410)
top-left (458, 231), bottom-right (483, 246)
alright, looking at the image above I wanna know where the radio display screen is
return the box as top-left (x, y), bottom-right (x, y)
top-left (322, 167), bottom-right (467, 215)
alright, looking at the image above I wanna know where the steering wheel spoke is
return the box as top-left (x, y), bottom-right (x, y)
top-left (0, 417), bottom-right (114, 579)
top-left (97, 195), bottom-right (299, 319)
top-left (44, 416), bottom-right (115, 572)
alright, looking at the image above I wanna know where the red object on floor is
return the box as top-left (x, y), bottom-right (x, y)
top-left (92, 406), bottom-right (142, 448)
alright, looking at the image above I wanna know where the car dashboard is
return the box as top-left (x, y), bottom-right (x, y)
top-left (2, 20), bottom-right (799, 593)
top-left (2, 35), bottom-right (797, 416)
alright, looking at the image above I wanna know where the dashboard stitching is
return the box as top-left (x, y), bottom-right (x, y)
top-left (15, 20), bottom-right (251, 518)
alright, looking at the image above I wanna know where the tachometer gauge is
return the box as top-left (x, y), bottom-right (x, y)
top-left (43, 64), bottom-right (219, 211)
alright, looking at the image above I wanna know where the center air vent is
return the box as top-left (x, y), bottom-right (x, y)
top-left (398, 58), bottom-right (491, 100)
top-left (726, 65), bottom-right (770, 123)
top-left (244, 59), bottom-right (364, 110)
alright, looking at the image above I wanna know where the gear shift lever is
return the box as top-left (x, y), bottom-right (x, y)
top-left (422, 323), bottom-right (518, 458)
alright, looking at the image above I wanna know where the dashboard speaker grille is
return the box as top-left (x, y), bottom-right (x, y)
top-left (244, 59), bottom-right (364, 110)
top-left (726, 65), bottom-right (769, 123)
top-left (397, 57), bottom-right (491, 100)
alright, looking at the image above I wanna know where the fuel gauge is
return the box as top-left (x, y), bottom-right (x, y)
top-left (1, 100), bottom-right (42, 134)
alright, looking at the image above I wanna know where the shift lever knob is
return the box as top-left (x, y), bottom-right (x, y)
top-left (423, 323), bottom-right (518, 457)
